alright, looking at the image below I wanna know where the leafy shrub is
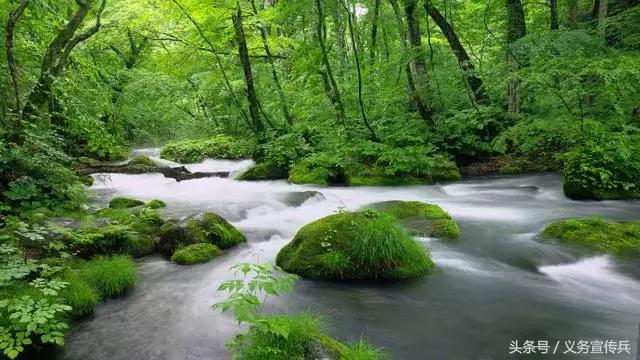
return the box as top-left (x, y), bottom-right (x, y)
top-left (171, 243), bottom-right (222, 265)
top-left (160, 135), bottom-right (254, 163)
top-left (80, 256), bottom-right (136, 298)
top-left (257, 132), bottom-right (312, 169)
top-left (563, 135), bottom-right (640, 199)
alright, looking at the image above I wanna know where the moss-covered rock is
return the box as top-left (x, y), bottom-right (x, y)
top-left (109, 197), bottom-right (145, 209)
top-left (237, 162), bottom-right (288, 181)
top-left (276, 210), bottom-right (433, 281)
top-left (171, 243), bottom-right (223, 265)
top-left (160, 135), bottom-right (254, 163)
top-left (157, 212), bottom-right (245, 256)
top-left (368, 201), bottom-right (460, 239)
top-left (542, 217), bottom-right (640, 256)
top-left (146, 199), bottom-right (167, 209)
top-left (288, 162), bottom-right (334, 186)
top-left (127, 155), bottom-right (158, 167)
top-left (82, 175), bottom-right (95, 186)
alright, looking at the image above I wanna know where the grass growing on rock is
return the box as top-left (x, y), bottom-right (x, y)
top-left (80, 256), bottom-right (136, 297)
top-left (276, 210), bottom-right (433, 280)
top-left (369, 201), bottom-right (460, 239)
top-left (160, 135), bottom-right (254, 163)
top-left (542, 217), bottom-right (640, 256)
top-left (171, 243), bottom-right (222, 265)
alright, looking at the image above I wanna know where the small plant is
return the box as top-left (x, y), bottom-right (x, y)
top-left (80, 256), bottom-right (136, 297)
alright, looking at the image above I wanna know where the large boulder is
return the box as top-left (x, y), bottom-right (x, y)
top-left (158, 212), bottom-right (245, 256)
top-left (367, 201), bottom-right (459, 239)
top-left (542, 217), bottom-right (640, 256)
top-left (276, 210), bottom-right (433, 281)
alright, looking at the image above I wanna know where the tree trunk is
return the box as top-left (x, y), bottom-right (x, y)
top-left (315, 0), bottom-right (347, 128)
top-left (338, 0), bottom-right (378, 141)
top-left (22, 0), bottom-right (107, 119)
top-left (233, 1), bottom-right (263, 134)
top-left (550, 0), bottom-right (559, 29)
top-left (405, 0), bottom-right (433, 124)
top-left (5, 0), bottom-right (29, 118)
top-left (424, 1), bottom-right (487, 104)
top-left (388, 0), bottom-right (430, 122)
top-left (370, 0), bottom-right (381, 63)
top-left (597, 0), bottom-right (607, 39)
top-left (506, 0), bottom-right (526, 115)
top-left (566, 0), bottom-right (579, 29)
top-left (249, 0), bottom-right (293, 126)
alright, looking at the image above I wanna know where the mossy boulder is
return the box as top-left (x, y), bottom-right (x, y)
top-left (368, 201), bottom-right (459, 239)
top-left (109, 197), bottom-right (145, 209)
top-left (276, 210), bottom-right (433, 281)
top-left (160, 135), bottom-right (254, 163)
top-left (127, 155), bottom-right (158, 167)
top-left (146, 199), bottom-right (167, 209)
top-left (157, 212), bottom-right (245, 256)
top-left (237, 162), bottom-right (289, 181)
top-left (542, 217), bottom-right (640, 256)
top-left (171, 243), bottom-right (223, 265)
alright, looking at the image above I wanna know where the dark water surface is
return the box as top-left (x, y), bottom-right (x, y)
top-left (60, 149), bottom-right (640, 360)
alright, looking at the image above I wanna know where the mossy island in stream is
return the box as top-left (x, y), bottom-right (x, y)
top-left (160, 135), bottom-right (254, 163)
top-left (158, 212), bottom-right (245, 257)
top-left (542, 217), bottom-right (640, 256)
top-left (276, 210), bottom-right (433, 281)
top-left (171, 243), bottom-right (223, 265)
top-left (367, 200), bottom-right (459, 239)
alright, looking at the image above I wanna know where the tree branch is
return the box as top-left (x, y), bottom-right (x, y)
top-left (5, 0), bottom-right (29, 115)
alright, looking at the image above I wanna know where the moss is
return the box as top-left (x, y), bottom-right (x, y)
top-left (160, 135), bottom-right (254, 163)
top-left (563, 177), bottom-right (640, 200)
top-left (108, 197), bottom-right (145, 209)
top-left (369, 201), bottom-right (459, 239)
top-left (236, 162), bottom-right (288, 181)
top-left (82, 175), bottom-right (95, 186)
top-left (59, 272), bottom-right (99, 317)
top-left (171, 243), bottom-right (223, 265)
top-left (288, 162), bottom-right (331, 185)
top-left (276, 211), bottom-right (433, 281)
top-left (127, 155), bottom-right (158, 167)
top-left (80, 256), bottom-right (137, 298)
top-left (146, 199), bottom-right (166, 209)
top-left (122, 234), bottom-right (156, 257)
top-left (542, 217), bottom-right (640, 256)
top-left (157, 212), bottom-right (245, 256)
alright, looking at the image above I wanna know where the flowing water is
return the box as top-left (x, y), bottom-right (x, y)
top-left (61, 149), bottom-right (640, 360)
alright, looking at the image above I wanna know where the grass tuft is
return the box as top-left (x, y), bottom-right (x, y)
top-left (80, 255), bottom-right (137, 298)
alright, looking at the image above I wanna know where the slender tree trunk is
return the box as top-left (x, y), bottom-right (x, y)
top-left (424, 1), bottom-right (487, 104)
top-left (338, 0), bottom-right (378, 141)
top-left (388, 0), bottom-right (430, 122)
top-left (315, 0), bottom-right (347, 128)
top-left (566, 0), bottom-right (579, 29)
top-left (405, 0), bottom-right (433, 124)
top-left (233, 1), bottom-right (263, 134)
top-left (370, 0), bottom-right (381, 63)
top-left (506, 0), bottom-right (526, 115)
top-left (249, 0), bottom-right (293, 126)
top-left (597, 0), bottom-right (607, 39)
top-left (5, 0), bottom-right (29, 118)
top-left (550, 0), bottom-right (559, 29)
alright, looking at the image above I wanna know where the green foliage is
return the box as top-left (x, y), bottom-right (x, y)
top-left (171, 243), bottom-right (222, 265)
top-left (237, 163), bottom-right (289, 181)
top-left (108, 197), bottom-right (145, 209)
top-left (342, 339), bottom-right (389, 360)
top-left (563, 134), bottom-right (640, 200)
top-left (58, 272), bottom-right (99, 317)
top-left (542, 217), bottom-right (640, 256)
top-left (276, 210), bottom-right (433, 280)
top-left (160, 135), bottom-right (254, 163)
top-left (80, 256), bottom-right (136, 298)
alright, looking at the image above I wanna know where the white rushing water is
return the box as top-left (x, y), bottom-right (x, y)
top-left (61, 152), bottom-right (640, 360)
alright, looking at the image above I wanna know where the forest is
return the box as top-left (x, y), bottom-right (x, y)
top-left (1, 0), bottom-right (640, 359)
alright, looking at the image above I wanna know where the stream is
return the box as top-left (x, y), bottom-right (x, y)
top-left (61, 149), bottom-right (640, 360)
